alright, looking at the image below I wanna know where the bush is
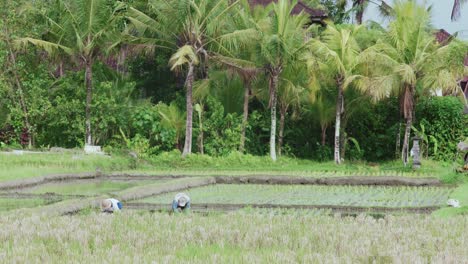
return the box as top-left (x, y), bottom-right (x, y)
top-left (415, 96), bottom-right (468, 161)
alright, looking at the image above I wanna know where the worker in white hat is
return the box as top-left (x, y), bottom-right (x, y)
top-left (101, 198), bottom-right (122, 213)
top-left (172, 193), bottom-right (191, 213)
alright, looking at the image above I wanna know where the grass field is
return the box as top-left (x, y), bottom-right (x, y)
top-left (0, 152), bottom-right (467, 262)
top-left (1, 152), bottom-right (460, 182)
top-left (0, 211), bottom-right (467, 263)
top-left (0, 197), bottom-right (61, 212)
top-left (0, 153), bottom-right (133, 182)
top-left (20, 180), bottom-right (162, 196)
top-left (138, 184), bottom-right (453, 208)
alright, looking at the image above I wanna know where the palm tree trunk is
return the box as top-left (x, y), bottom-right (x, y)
top-left (402, 117), bottom-right (412, 166)
top-left (85, 58), bottom-right (93, 146)
top-left (239, 83), bottom-right (250, 153)
top-left (278, 106), bottom-right (286, 157)
top-left (395, 122), bottom-right (401, 159)
top-left (182, 63), bottom-right (195, 157)
top-left (334, 83), bottom-right (344, 164)
top-left (197, 109), bottom-right (204, 155)
top-left (321, 125), bottom-right (327, 146)
top-left (354, 0), bottom-right (365, 24)
top-left (269, 71), bottom-right (279, 161)
top-left (8, 46), bottom-right (32, 149)
top-left (401, 84), bottom-right (414, 166)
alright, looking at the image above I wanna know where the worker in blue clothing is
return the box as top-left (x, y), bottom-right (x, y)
top-left (172, 193), bottom-right (191, 213)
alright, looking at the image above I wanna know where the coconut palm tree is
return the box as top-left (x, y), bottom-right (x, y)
top-left (157, 102), bottom-right (186, 150)
top-left (359, 0), bottom-right (467, 165)
top-left (451, 0), bottom-right (468, 21)
top-left (306, 24), bottom-right (363, 164)
top-left (277, 65), bottom-right (306, 156)
top-left (249, 0), bottom-right (311, 161)
top-left (16, 0), bottom-right (122, 147)
top-left (125, 0), bottom-right (251, 157)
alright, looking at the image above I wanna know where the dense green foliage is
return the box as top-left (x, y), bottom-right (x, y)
top-left (0, 0), bottom-right (466, 164)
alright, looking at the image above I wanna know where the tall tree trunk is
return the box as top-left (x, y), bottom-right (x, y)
top-left (354, 0), bottom-right (365, 24)
top-left (401, 84), bottom-right (414, 166)
top-left (85, 58), bottom-right (93, 146)
top-left (334, 83), bottom-right (344, 164)
top-left (269, 71), bottom-right (279, 161)
top-left (7, 46), bottom-right (32, 149)
top-left (395, 122), bottom-right (401, 159)
top-left (197, 108), bottom-right (204, 155)
top-left (278, 106), bottom-right (286, 157)
top-left (402, 117), bottom-right (412, 166)
top-left (321, 125), bottom-right (327, 146)
top-left (182, 63), bottom-right (195, 157)
top-left (239, 83), bottom-right (250, 153)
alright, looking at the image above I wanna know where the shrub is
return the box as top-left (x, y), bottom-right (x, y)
top-left (415, 96), bottom-right (468, 161)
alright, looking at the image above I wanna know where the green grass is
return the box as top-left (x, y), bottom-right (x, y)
top-left (138, 184), bottom-right (453, 208)
top-left (433, 179), bottom-right (468, 217)
top-left (0, 153), bottom-right (135, 182)
top-left (22, 180), bottom-right (160, 196)
top-left (0, 197), bottom-right (61, 212)
top-left (0, 151), bottom-right (459, 183)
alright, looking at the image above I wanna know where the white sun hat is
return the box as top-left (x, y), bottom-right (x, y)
top-left (447, 199), bottom-right (461, 208)
top-left (101, 199), bottom-right (112, 211)
top-left (175, 193), bottom-right (190, 207)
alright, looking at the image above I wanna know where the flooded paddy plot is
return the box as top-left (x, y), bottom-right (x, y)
top-left (135, 184), bottom-right (453, 208)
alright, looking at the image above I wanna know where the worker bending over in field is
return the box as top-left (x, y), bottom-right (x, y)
top-left (172, 193), bottom-right (190, 213)
top-left (101, 198), bottom-right (122, 213)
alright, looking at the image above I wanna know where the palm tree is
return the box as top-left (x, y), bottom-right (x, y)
top-left (157, 102), bottom-right (186, 150)
top-left (352, 0), bottom-right (392, 24)
top-left (126, 0), bottom-right (247, 157)
top-left (451, 0), bottom-right (468, 21)
top-left (1, 26), bottom-right (33, 148)
top-left (360, 0), bottom-right (467, 165)
top-left (277, 65), bottom-right (306, 156)
top-left (16, 0), bottom-right (122, 147)
top-left (250, 0), bottom-right (311, 160)
top-left (306, 24), bottom-right (363, 164)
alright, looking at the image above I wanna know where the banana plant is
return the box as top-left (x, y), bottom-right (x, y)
top-left (411, 123), bottom-right (438, 158)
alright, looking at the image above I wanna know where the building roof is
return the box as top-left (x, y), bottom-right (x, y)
top-left (248, 0), bottom-right (327, 18)
top-left (435, 29), bottom-right (452, 45)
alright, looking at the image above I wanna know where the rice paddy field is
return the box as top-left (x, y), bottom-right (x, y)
top-left (136, 184), bottom-right (454, 208)
top-left (0, 153), bottom-right (467, 262)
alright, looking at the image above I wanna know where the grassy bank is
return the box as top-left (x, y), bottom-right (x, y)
top-left (0, 153), bottom-right (134, 182)
top-left (0, 151), bottom-right (462, 182)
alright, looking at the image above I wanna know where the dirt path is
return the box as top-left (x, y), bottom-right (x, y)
top-left (0, 192), bottom-right (88, 199)
top-left (215, 176), bottom-right (442, 186)
top-left (125, 202), bottom-right (439, 214)
top-left (0, 173), bottom-right (442, 192)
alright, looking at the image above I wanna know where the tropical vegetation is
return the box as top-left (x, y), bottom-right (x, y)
top-left (0, 0), bottom-right (466, 166)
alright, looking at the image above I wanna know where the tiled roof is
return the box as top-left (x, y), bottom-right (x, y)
top-left (435, 29), bottom-right (452, 45)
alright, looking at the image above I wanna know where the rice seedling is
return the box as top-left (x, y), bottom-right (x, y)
top-left (137, 184), bottom-right (453, 208)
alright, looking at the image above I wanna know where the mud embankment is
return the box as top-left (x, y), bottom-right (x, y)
top-left (215, 176), bottom-right (442, 186)
top-left (125, 202), bottom-right (439, 214)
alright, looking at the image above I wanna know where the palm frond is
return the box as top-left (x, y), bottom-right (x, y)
top-left (169, 45), bottom-right (199, 71)
top-left (15, 38), bottom-right (73, 55)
